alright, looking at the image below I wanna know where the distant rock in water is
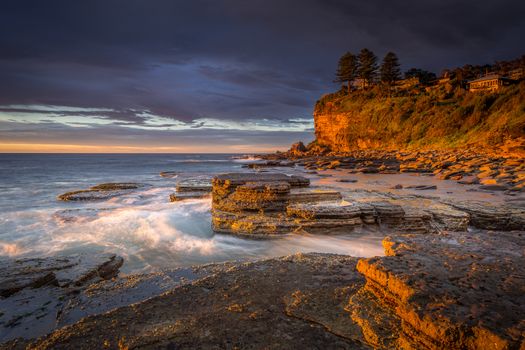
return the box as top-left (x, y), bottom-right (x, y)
top-left (241, 160), bottom-right (295, 169)
top-left (159, 171), bottom-right (178, 178)
top-left (169, 192), bottom-right (210, 202)
top-left (58, 183), bottom-right (143, 201)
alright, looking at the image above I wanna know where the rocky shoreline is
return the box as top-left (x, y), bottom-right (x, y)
top-left (260, 146), bottom-right (525, 194)
top-left (2, 230), bottom-right (523, 349)
top-left (1, 161), bottom-right (524, 349)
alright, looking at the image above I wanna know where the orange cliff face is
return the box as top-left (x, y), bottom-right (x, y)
top-left (312, 82), bottom-right (525, 156)
top-left (314, 101), bottom-right (387, 152)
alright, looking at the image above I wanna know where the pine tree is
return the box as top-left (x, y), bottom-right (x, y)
top-left (335, 52), bottom-right (358, 93)
top-left (380, 52), bottom-right (401, 85)
top-left (358, 48), bottom-right (378, 88)
top-left (405, 68), bottom-right (437, 84)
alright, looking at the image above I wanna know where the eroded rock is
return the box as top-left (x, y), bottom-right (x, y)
top-left (355, 231), bottom-right (525, 349)
top-left (445, 200), bottom-right (524, 230)
top-left (211, 173), bottom-right (357, 235)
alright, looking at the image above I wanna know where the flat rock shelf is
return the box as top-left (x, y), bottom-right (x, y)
top-left (7, 231), bottom-right (523, 349)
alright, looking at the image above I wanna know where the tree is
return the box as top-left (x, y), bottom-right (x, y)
top-left (380, 52), bottom-right (401, 85)
top-left (358, 48), bottom-right (378, 88)
top-left (335, 52), bottom-right (358, 93)
top-left (404, 68), bottom-right (437, 85)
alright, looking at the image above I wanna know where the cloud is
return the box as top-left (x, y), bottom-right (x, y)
top-left (0, 0), bottom-right (523, 150)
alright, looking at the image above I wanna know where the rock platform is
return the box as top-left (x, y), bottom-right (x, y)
top-left (351, 231), bottom-right (525, 349)
top-left (169, 176), bottom-right (213, 202)
top-left (10, 230), bottom-right (523, 349)
top-left (211, 173), bottom-right (523, 236)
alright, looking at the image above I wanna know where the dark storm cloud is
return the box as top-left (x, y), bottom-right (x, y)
top-left (0, 0), bottom-right (524, 148)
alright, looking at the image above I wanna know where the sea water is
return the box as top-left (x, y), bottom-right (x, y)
top-left (0, 154), bottom-right (384, 273)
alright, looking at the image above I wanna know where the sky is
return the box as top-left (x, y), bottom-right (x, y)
top-left (1, 0), bottom-right (524, 153)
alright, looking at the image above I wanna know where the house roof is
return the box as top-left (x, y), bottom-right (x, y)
top-left (468, 74), bottom-right (509, 83)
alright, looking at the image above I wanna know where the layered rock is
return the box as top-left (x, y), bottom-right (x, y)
top-left (211, 173), bottom-right (357, 235)
top-left (169, 177), bottom-right (212, 202)
top-left (353, 231), bottom-right (525, 349)
top-left (211, 173), bottom-right (484, 236)
top-left (444, 200), bottom-right (525, 231)
top-left (176, 177), bottom-right (213, 193)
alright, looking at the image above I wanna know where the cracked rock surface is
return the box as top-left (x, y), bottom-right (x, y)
top-left (5, 230), bottom-right (524, 349)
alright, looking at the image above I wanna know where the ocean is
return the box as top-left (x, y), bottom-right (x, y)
top-left (0, 153), bottom-right (384, 273)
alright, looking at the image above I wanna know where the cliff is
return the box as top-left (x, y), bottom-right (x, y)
top-left (313, 81), bottom-right (525, 155)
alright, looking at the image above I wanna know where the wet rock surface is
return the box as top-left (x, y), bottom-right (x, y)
top-left (57, 183), bottom-right (143, 201)
top-left (9, 230), bottom-right (525, 349)
top-left (159, 171), bottom-right (178, 178)
top-left (165, 176), bottom-right (213, 202)
top-left (52, 208), bottom-right (113, 224)
top-left (0, 254), bottom-right (123, 342)
top-left (443, 199), bottom-right (525, 231)
top-left (12, 254), bottom-right (368, 350)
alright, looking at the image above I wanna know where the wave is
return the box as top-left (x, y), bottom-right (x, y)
top-left (0, 188), bottom-right (384, 273)
top-left (0, 242), bottom-right (25, 256)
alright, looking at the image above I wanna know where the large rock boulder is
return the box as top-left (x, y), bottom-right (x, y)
top-left (288, 141), bottom-right (307, 156)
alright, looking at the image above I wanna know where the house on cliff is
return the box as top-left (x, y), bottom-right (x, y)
top-left (468, 74), bottom-right (513, 92)
top-left (508, 67), bottom-right (525, 81)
